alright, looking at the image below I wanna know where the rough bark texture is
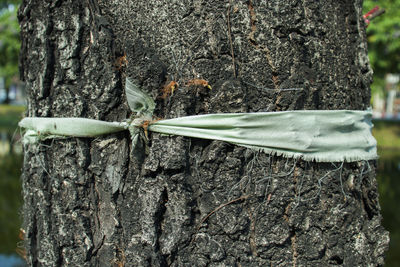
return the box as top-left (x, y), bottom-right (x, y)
top-left (19, 0), bottom-right (389, 266)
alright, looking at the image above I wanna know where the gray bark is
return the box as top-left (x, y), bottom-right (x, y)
top-left (18, 0), bottom-right (389, 266)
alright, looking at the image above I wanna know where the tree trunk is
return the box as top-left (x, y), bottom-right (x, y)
top-left (18, 0), bottom-right (389, 266)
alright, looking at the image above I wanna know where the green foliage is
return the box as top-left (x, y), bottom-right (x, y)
top-left (0, 3), bottom-right (20, 88)
top-left (363, 0), bottom-right (400, 95)
top-left (0, 1), bottom-right (20, 12)
top-left (0, 0), bottom-right (20, 5)
top-left (372, 120), bottom-right (400, 149)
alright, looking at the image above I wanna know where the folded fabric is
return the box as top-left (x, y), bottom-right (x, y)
top-left (19, 78), bottom-right (377, 162)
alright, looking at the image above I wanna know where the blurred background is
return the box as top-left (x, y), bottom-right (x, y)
top-left (0, 0), bottom-right (399, 266)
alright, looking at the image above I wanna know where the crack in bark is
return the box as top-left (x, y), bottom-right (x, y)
top-left (226, 0), bottom-right (236, 78)
top-left (290, 231), bottom-right (298, 267)
top-left (41, 7), bottom-right (56, 100)
top-left (90, 235), bottom-right (105, 259)
top-left (111, 246), bottom-right (126, 267)
top-left (154, 187), bottom-right (169, 265)
top-left (91, 179), bottom-right (105, 258)
top-left (247, 205), bottom-right (258, 257)
top-left (29, 215), bottom-right (38, 266)
top-left (247, 0), bottom-right (279, 89)
top-left (247, 0), bottom-right (257, 45)
top-left (194, 195), bottom-right (249, 239)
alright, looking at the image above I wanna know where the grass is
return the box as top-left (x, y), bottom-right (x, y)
top-left (0, 104), bottom-right (25, 133)
top-left (372, 120), bottom-right (400, 149)
top-left (0, 105), bottom-right (25, 114)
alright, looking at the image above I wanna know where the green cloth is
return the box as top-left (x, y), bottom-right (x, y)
top-left (149, 110), bottom-right (376, 162)
top-left (18, 78), bottom-right (377, 162)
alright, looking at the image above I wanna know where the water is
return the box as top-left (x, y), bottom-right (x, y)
top-left (0, 143), bottom-right (24, 267)
top-left (377, 147), bottom-right (400, 266)
top-left (0, 254), bottom-right (25, 267)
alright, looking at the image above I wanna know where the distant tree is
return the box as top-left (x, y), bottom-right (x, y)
top-left (0, 2), bottom-right (20, 103)
top-left (0, 0), bottom-right (20, 9)
top-left (363, 0), bottom-right (400, 96)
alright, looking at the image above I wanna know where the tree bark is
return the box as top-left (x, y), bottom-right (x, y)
top-left (19, 0), bottom-right (389, 266)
